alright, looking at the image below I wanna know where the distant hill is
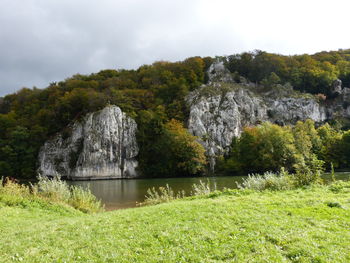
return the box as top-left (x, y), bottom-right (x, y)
top-left (1, 49), bottom-right (350, 179)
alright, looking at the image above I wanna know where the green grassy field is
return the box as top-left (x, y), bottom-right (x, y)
top-left (1, 182), bottom-right (350, 263)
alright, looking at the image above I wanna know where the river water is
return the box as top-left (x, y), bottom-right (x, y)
top-left (67, 172), bottom-right (350, 210)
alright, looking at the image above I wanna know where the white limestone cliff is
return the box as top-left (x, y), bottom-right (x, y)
top-left (187, 60), bottom-right (333, 170)
top-left (38, 105), bottom-right (139, 180)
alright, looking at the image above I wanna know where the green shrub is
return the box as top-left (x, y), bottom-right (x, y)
top-left (69, 186), bottom-right (103, 213)
top-left (293, 172), bottom-right (322, 187)
top-left (237, 162), bottom-right (327, 191)
top-left (293, 155), bottom-right (324, 186)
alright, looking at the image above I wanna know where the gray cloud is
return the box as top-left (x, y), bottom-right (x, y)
top-left (1, 0), bottom-right (350, 96)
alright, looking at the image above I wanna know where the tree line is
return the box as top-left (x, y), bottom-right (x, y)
top-left (1, 49), bottom-right (350, 179)
top-left (226, 49), bottom-right (350, 95)
top-left (217, 120), bottom-right (350, 175)
top-left (0, 57), bottom-right (211, 178)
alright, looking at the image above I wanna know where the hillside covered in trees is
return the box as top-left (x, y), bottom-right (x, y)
top-left (1, 49), bottom-right (350, 179)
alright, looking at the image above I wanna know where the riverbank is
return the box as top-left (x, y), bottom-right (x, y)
top-left (1, 181), bottom-right (350, 262)
top-left (67, 172), bottom-right (350, 210)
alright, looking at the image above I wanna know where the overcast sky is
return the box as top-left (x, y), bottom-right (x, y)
top-left (1, 0), bottom-right (350, 96)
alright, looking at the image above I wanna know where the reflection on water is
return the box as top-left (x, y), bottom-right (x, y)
top-left (67, 172), bottom-right (350, 211)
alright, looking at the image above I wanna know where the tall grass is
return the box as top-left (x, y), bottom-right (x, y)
top-left (237, 170), bottom-right (294, 191)
top-left (191, 179), bottom-right (216, 195)
top-left (141, 180), bottom-right (217, 206)
top-left (0, 177), bottom-right (32, 207)
top-left (141, 184), bottom-right (186, 206)
top-left (238, 167), bottom-right (324, 191)
top-left (142, 167), bottom-right (326, 206)
top-left (32, 175), bottom-right (71, 202)
top-left (69, 186), bottom-right (103, 213)
top-left (1, 176), bottom-right (103, 213)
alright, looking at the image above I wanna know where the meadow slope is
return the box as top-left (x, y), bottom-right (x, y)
top-left (0, 182), bottom-right (350, 263)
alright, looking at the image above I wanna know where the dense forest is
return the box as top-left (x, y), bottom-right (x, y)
top-left (217, 120), bottom-right (350, 175)
top-left (1, 49), bottom-right (350, 179)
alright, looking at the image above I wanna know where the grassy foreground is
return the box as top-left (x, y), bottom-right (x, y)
top-left (1, 182), bottom-right (350, 262)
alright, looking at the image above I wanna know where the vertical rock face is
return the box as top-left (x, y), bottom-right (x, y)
top-left (187, 84), bottom-right (327, 169)
top-left (265, 97), bottom-right (327, 125)
top-left (187, 60), bottom-right (330, 169)
top-left (38, 105), bottom-right (139, 179)
top-left (187, 86), bottom-right (268, 169)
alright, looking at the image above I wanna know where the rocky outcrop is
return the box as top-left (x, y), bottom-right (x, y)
top-left (187, 84), bottom-right (327, 169)
top-left (328, 79), bottom-right (350, 119)
top-left (187, 60), bottom-right (347, 170)
top-left (265, 97), bottom-right (327, 126)
top-left (187, 86), bottom-right (268, 169)
top-left (331, 79), bottom-right (343, 96)
top-left (38, 105), bottom-right (139, 180)
top-left (207, 60), bottom-right (234, 83)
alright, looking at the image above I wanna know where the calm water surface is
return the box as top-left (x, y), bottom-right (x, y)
top-left (67, 172), bottom-right (350, 210)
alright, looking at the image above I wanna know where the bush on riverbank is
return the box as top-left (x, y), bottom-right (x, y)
top-left (141, 179), bottom-right (217, 206)
top-left (0, 176), bottom-right (103, 213)
top-left (142, 167), bottom-right (327, 206)
top-left (238, 166), bottom-right (324, 191)
top-left (237, 170), bottom-right (294, 191)
top-left (140, 184), bottom-right (186, 206)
